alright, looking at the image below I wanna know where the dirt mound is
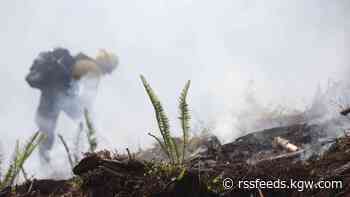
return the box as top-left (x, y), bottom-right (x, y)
top-left (3, 124), bottom-right (350, 197)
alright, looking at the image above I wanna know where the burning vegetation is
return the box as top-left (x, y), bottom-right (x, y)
top-left (1, 76), bottom-right (350, 197)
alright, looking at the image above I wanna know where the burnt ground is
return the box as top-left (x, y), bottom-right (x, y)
top-left (2, 123), bottom-right (350, 197)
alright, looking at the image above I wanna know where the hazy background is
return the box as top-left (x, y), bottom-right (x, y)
top-left (0, 0), bottom-right (349, 177)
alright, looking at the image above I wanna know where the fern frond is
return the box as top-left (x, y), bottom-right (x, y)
top-left (171, 137), bottom-right (181, 165)
top-left (1, 141), bottom-right (19, 188)
top-left (141, 75), bottom-right (175, 163)
top-left (73, 123), bottom-right (84, 165)
top-left (58, 134), bottom-right (75, 169)
top-left (1, 164), bottom-right (15, 190)
top-left (22, 132), bottom-right (44, 161)
top-left (84, 109), bottom-right (97, 152)
top-left (176, 167), bottom-right (186, 181)
top-left (21, 167), bottom-right (28, 182)
top-left (0, 132), bottom-right (44, 190)
top-left (157, 103), bottom-right (176, 163)
top-left (148, 132), bottom-right (170, 159)
top-left (179, 80), bottom-right (191, 162)
top-left (141, 75), bottom-right (192, 166)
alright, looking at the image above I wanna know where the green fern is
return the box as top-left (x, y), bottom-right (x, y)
top-left (148, 132), bottom-right (171, 160)
top-left (0, 132), bottom-right (45, 190)
top-left (172, 137), bottom-right (181, 165)
top-left (73, 123), bottom-right (84, 165)
top-left (84, 109), bottom-right (97, 152)
top-left (179, 80), bottom-right (191, 162)
top-left (58, 134), bottom-right (75, 170)
top-left (141, 75), bottom-right (191, 165)
top-left (58, 115), bottom-right (97, 171)
top-left (141, 75), bottom-right (175, 163)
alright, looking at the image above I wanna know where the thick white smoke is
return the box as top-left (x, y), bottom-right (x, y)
top-left (0, 0), bottom-right (349, 178)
